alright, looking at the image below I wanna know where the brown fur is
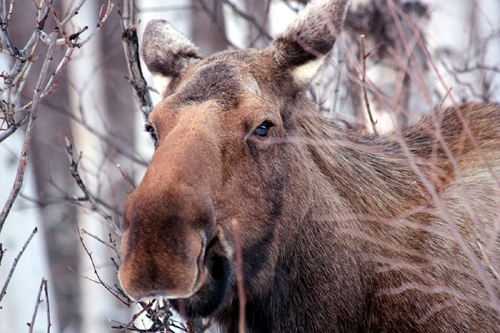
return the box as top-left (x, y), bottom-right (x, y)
top-left (119, 0), bottom-right (500, 331)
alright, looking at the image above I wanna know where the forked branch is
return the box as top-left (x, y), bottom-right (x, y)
top-left (27, 278), bottom-right (51, 333)
top-left (65, 137), bottom-right (121, 235)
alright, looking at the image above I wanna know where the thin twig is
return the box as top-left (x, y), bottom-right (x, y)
top-left (0, 111), bottom-right (29, 143)
top-left (232, 219), bottom-right (246, 333)
top-left (44, 0), bottom-right (70, 46)
top-left (27, 278), bottom-right (48, 333)
top-left (195, 0), bottom-right (237, 49)
top-left (43, 278), bottom-right (51, 333)
top-left (42, 47), bottom-right (74, 96)
top-left (117, 164), bottom-right (135, 193)
top-left (0, 242), bottom-right (4, 266)
top-left (386, 0), bottom-right (430, 106)
top-left (1, 29), bottom-right (41, 124)
top-left (76, 220), bottom-right (129, 306)
top-left (66, 137), bottom-right (122, 235)
top-left (13, 39), bottom-right (74, 119)
top-left (114, 301), bottom-right (155, 333)
top-left (223, 0), bottom-right (272, 43)
top-left (395, 130), bottom-right (500, 316)
top-left (74, 0), bottom-right (114, 48)
top-left (68, 266), bottom-right (104, 286)
top-left (68, 112), bottom-right (149, 167)
top-left (330, 48), bottom-right (343, 116)
top-left (79, 228), bottom-right (121, 264)
top-left (119, 1), bottom-right (154, 121)
top-left (80, 227), bottom-right (116, 251)
top-left (360, 34), bottom-right (377, 134)
top-left (60, 0), bottom-right (86, 26)
top-left (0, 227), bottom-right (38, 304)
top-left (478, 243), bottom-right (500, 283)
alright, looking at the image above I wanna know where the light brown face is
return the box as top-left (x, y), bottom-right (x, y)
top-left (118, 50), bottom-right (289, 316)
top-left (118, 0), bottom-right (346, 318)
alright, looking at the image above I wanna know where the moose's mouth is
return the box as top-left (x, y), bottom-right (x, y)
top-left (118, 225), bottom-right (216, 302)
top-left (169, 236), bottom-right (233, 319)
top-left (138, 236), bottom-right (209, 302)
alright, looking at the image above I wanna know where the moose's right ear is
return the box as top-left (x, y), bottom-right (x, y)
top-left (141, 19), bottom-right (201, 96)
top-left (269, 0), bottom-right (349, 86)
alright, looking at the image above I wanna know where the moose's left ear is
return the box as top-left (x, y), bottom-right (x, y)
top-left (270, 0), bottom-right (349, 85)
top-left (141, 19), bottom-right (201, 97)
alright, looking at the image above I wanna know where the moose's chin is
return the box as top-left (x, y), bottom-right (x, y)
top-left (170, 238), bottom-right (232, 319)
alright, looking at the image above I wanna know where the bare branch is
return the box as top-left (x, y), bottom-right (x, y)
top-left (65, 137), bottom-right (122, 235)
top-left (0, 29), bottom-right (58, 233)
top-left (111, 299), bottom-right (191, 332)
top-left (394, 129), bottom-right (500, 315)
top-left (1, 29), bottom-right (41, 125)
top-left (223, 0), bottom-right (272, 44)
top-left (76, 220), bottom-right (129, 306)
top-left (44, 278), bottom-right (51, 333)
top-left (0, 227), bottom-right (38, 304)
top-left (0, 242), bottom-right (4, 266)
top-left (194, 0), bottom-right (237, 50)
top-left (0, 111), bottom-right (29, 143)
top-left (42, 47), bottom-right (73, 96)
top-left (73, 0), bottom-right (114, 48)
top-left (60, 0), bottom-right (86, 26)
top-left (68, 111), bottom-right (149, 167)
top-left (43, 0), bottom-right (70, 46)
top-left (360, 34), bottom-right (378, 134)
top-left (7, 42), bottom-right (75, 135)
top-left (114, 301), bottom-right (154, 333)
top-left (0, 1), bottom-right (88, 145)
top-left (119, 2), bottom-right (154, 121)
top-left (117, 164), bottom-right (135, 193)
top-left (27, 278), bottom-right (51, 333)
top-left (80, 227), bottom-right (120, 261)
top-left (232, 220), bottom-right (246, 333)
top-left (0, 0), bottom-right (19, 56)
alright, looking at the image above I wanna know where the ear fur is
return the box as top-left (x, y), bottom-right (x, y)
top-left (271, 0), bottom-right (350, 85)
top-left (141, 19), bottom-right (201, 95)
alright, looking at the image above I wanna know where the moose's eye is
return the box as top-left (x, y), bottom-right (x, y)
top-left (146, 125), bottom-right (158, 143)
top-left (253, 121), bottom-right (273, 138)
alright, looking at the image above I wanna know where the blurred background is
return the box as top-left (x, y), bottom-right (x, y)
top-left (0, 0), bottom-right (499, 332)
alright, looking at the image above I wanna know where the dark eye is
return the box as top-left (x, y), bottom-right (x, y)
top-left (253, 121), bottom-right (273, 138)
top-left (146, 125), bottom-right (158, 143)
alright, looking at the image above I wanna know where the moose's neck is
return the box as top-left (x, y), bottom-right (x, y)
top-left (238, 114), bottom-right (434, 331)
top-left (216, 112), bottom-right (443, 332)
top-left (216, 114), bottom-right (435, 332)
top-left (297, 114), bottom-right (430, 220)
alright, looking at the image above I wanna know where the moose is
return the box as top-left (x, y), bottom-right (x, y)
top-left (118, 0), bottom-right (500, 331)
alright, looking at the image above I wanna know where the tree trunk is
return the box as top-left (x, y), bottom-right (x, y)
top-left (191, 0), bottom-right (228, 55)
top-left (245, 0), bottom-right (271, 49)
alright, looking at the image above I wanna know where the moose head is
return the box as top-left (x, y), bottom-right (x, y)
top-left (119, 0), bottom-right (349, 312)
top-left (118, 0), bottom-right (500, 331)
